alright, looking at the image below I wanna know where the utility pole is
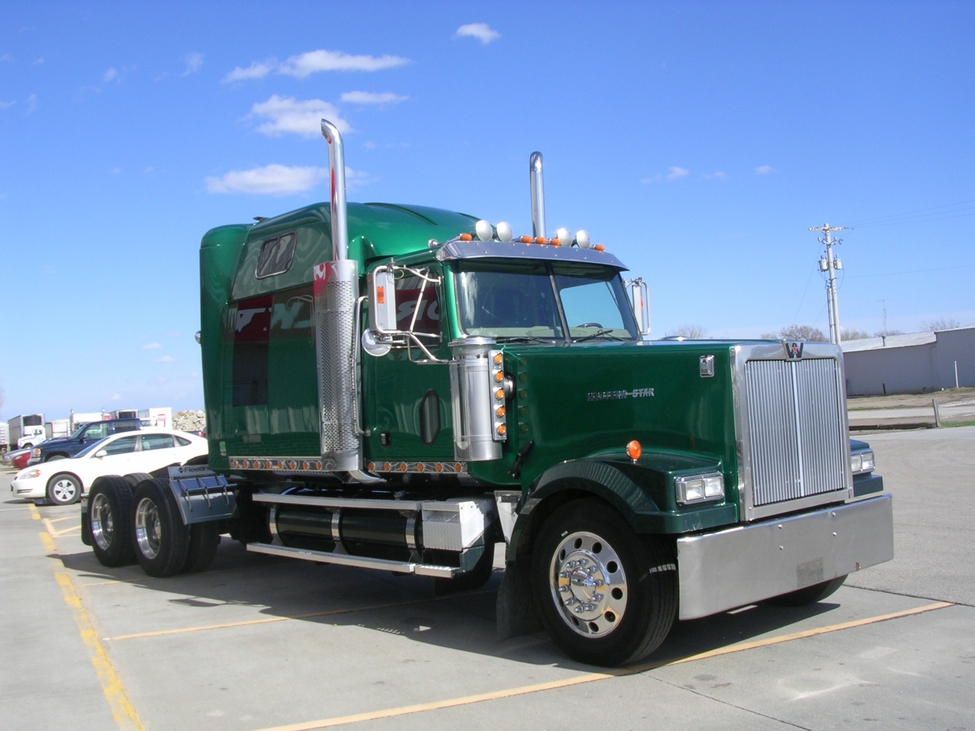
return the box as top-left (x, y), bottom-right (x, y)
top-left (810, 223), bottom-right (845, 344)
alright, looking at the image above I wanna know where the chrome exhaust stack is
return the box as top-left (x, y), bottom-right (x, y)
top-left (320, 119), bottom-right (349, 261)
top-left (314, 119), bottom-right (362, 476)
top-left (529, 151), bottom-right (546, 239)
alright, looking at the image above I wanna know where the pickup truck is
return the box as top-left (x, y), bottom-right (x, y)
top-left (30, 419), bottom-right (142, 463)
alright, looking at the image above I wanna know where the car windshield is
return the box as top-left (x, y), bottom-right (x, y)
top-left (74, 437), bottom-right (111, 459)
top-left (455, 261), bottom-right (638, 342)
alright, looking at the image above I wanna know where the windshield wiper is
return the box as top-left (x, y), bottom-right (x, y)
top-left (497, 335), bottom-right (553, 344)
top-left (573, 329), bottom-right (625, 343)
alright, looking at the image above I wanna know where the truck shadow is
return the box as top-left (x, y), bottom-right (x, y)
top-left (57, 540), bottom-right (843, 672)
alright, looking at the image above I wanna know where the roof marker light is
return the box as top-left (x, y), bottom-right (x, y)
top-left (475, 219), bottom-right (494, 241)
top-left (594, 244), bottom-right (606, 252)
top-left (520, 235), bottom-right (533, 244)
top-left (575, 230), bottom-right (591, 249)
top-left (496, 221), bottom-right (513, 242)
top-left (534, 236), bottom-right (547, 245)
top-left (459, 233), bottom-right (473, 241)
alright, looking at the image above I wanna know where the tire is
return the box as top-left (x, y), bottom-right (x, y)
top-left (88, 476), bottom-right (136, 567)
top-left (47, 473), bottom-right (82, 505)
top-left (767, 575), bottom-right (847, 606)
top-left (131, 478), bottom-right (190, 577)
top-left (531, 499), bottom-right (678, 667)
top-left (182, 521), bottom-right (221, 573)
top-left (45, 454), bottom-right (67, 462)
top-left (123, 473), bottom-right (153, 489)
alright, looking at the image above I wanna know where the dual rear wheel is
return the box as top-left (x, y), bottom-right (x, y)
top-left (87, 476), bottom-right (220, 575)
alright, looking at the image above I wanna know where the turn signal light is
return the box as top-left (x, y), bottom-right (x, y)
top-left (626, 440), bottom-right (642, 462)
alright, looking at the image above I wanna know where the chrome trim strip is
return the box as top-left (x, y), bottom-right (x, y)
top-left (252, 493), bottom-right (424, 512)
top-left (246, 542), bottom-right (458, 578)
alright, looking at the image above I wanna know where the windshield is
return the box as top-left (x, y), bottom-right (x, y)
top-left (455, 261), bottom-right (638, 342)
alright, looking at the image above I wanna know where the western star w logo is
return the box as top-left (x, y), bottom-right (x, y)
top-left (785, 341), bottom-right (804, 359)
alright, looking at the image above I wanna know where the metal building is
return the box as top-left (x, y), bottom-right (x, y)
top-left (841, 326), bottom-right (975, 396)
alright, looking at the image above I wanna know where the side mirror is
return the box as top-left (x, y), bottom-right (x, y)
top-left (363, 267), bottom-right (397, 357)
top-left (94, 450), bottom-right (108, 459)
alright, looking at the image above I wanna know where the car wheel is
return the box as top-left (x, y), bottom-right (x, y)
top-left (767, 576), bottom-right (847, 606)
top-left (47, 473), bottom-right (82, 506)
top-left (45, 454), bottom-right (67, 462)
top-left (531, 499), bottom-right (678, 667)
top-left (88, 476), bottom-right (136, 567)
top-left (131, 478), bottom-right (189, 577)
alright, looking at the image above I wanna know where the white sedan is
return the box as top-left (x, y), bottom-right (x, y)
top-left (11, 429), bottom-right (208, 505)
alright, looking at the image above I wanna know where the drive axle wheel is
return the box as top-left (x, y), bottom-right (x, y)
top-left (88, 476), bottom-right (136, 567)
top-left (532, 499), bottom-right (677, 667)
top-left (132, 479), bottom-right (189, 577)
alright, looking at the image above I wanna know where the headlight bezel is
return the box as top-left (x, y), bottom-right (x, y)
top-left (851, 450), bottom-right (876, 475)
top-left (675, 472), bottom-right (725, 505)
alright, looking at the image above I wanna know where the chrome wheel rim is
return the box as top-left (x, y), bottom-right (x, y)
top-left (135, 497), bottom-right (161, 559)
top-left (549, 530), bottom-right (627, 637)
top-left (91, 493), bottom-right (114, 551)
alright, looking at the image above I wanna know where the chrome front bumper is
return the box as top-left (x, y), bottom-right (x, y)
top-left (676, 493), bottom-right (893, 620)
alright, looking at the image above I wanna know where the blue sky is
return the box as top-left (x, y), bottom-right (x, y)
top-left (2, 1), bottom-right (973, 421)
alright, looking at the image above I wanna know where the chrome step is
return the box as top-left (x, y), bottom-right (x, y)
top-left (246, 542), bottom-right (458, 578)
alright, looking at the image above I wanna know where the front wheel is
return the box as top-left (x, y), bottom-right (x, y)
top-left (531, 499), bottom-right (677, 667)
top-left (47, 473), bottom-right (82, 505)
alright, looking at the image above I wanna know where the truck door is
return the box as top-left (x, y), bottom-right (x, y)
top-left (364, 266), bottom-right (455, 468)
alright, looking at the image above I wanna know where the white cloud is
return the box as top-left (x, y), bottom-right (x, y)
top-left (1, 54), bottom-right (12, 63)
top-left (279, 49), bottom-right (409, 77)
top-left (154, 355), bottom-right (176, 363)
top-left (143, 342), bottom-right (162, 350)
top-left (702, 171), bottom-right (728, 181)
top-left (183, 52), bottom-right (203, 76)
top-left (340, 91), bottom-right (407, 106)
top-left (0, 100), bottom-right (15, 109)
top-left (104, 67), bottom-right (119, 83)
top-left (224, 50), bottom-right (409, 83)
top-left (249, 95), bottom-right (350, 138)
top-left (223, 61), bottom-right (275, 83)
top-left (34, 58), bottom-right (44, 66)
top-left (456, 23), bottom-right (501, 44)
top-left (755, 164), bottom-right (776, 175)
top-left (25, 93), bottom-right (36, 113)
top-left (206, 164), bottom-right (328, 195)
top-left (111, 393), bottom-right (122, 402)
top-left (667, 166), bottom-right (690, 181)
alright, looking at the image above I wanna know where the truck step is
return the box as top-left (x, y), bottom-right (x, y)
top-left (245, 542), bottom-right (459, 579)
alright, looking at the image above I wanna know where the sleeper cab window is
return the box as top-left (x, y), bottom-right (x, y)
top-left (255, 232), bottom-right (297, 279)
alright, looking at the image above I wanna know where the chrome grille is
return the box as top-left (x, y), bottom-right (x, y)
top-left (743, 357), bottom-right (847, 510)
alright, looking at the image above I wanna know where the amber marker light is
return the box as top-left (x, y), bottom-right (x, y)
top-left (494, 371), bottom-right (505, 382)
top-left (493, 352), bottom-right (503, 365)
top-left (626, 440), bottom-right (642, 463)
top-left (495, 388), bottom-right (505, 400)
top-left (594, 244), bottom-right (606, 252)
top-left (459, 233), bottom-right (473, 241)
top-left (496, 406), bottom-right (506, 418)
top-left (520, 235), bottom-right (533, 243)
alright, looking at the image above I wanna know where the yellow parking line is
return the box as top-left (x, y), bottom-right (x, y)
top-left (250, 600), bottom-right (953, 731)
top-left (39, 529), bottom-right (145, 729)
top-left (29, 503), bottom-right (41, 520)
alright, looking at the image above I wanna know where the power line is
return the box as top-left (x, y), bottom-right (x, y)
top-left (845, 198), bottom-right (975, 228)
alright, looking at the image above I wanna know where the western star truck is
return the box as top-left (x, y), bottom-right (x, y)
top-left (80, 121), bottom-right (893, 666)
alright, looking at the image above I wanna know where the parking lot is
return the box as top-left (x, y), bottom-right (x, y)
top-left (2, 427), bottom-right (973, 731)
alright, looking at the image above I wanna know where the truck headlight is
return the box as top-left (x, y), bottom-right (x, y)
top-left (676, 472), bottom-right (724, 504)
top-left (851, 451), bottom-right (875, 474)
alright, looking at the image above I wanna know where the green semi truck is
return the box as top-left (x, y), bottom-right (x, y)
top-left (81, 120), bottom-right (893, 666)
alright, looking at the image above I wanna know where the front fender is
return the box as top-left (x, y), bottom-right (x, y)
top-left (507, 455), bottom-right (738, 562)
